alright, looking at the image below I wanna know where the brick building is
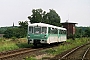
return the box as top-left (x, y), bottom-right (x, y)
top-left (61, 21), bottom-right (77, 38)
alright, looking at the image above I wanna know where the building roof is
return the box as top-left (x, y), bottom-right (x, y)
top-left (61, 21), bottom-right (78, 24)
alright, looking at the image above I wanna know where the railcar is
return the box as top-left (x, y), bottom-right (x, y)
top-left (27, 23), bottom-right (67, 46)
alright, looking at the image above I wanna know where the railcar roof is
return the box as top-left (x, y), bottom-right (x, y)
top-left (29, 23), bottom-right (66, 30)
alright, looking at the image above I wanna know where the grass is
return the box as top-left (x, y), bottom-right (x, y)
top-left (0, 38), bottom-right (32, 52)
top-left (0, 42), bottom-right (19, 51)
top-left (25, 37), bottom-right (90, 60)
top-left (44, 37), bottom-right (90, 55)
top-left (0, 37), bottom-right (90, 60)
top-left (25, 56), bottom-right (36, 60)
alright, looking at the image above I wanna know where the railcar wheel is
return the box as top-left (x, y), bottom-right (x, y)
top-left (33, 43), bottom-right (37, 46)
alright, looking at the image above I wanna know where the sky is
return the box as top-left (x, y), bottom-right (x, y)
top-left (0, 0), bottom-right (90, 27)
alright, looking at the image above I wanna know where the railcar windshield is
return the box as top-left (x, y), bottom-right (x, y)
top-left (34, 26), bottom-right (41, 34)
top-left (29, 26), bottom-right (47, 34)
top-left (42, 27), bottom-right (47, 34)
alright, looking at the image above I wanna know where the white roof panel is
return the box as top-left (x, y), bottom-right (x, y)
top-left (28, 23), bottom-right (66, 30)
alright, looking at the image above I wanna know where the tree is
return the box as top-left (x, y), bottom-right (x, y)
top-left (18, 21), bottom-right (28, 37)
top-left (85, 27), bottom-right (90, 37)
top-left (19, 21), bottom-right (28, 30)
top-left (0, 27), bottom-right (7, 34)
top-left (12, 28), bottom-right (25, 38)
top-left (28, 9), bottom-right (61, 26)
top-left (28, 9), bottom-right (46, 23)
top-left (3, 28), bottom-right (13, 38)
top-left (3, 27), bottom-right (27, 38)
top-left (75, 27), bottom-right (90, 38)
top-left (45, 9), bottom-right (61, 26)
top-left (4, 21), bottom-right (28, 38)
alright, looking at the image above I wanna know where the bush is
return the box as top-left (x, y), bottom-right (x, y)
top-left (4, 28), bottom-right (27, 38)
top-left (11, 37), bottom-right (17, 41)
top-left (68, 34), bottom-right (75, 40)
top-left (3, 28), bottom-right (13, 38)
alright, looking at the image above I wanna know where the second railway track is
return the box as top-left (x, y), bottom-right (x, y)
top-left (60, 43), bottom-right (90, 60)
top-left (50, 43), bottom-right (90, 60)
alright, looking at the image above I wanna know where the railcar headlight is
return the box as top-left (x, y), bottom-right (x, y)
top-left (44, 35), bottom-right (47, 38)
top-left (28, 36), bottom-right (30, 38)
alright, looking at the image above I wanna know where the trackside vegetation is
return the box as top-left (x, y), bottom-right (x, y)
top-left (44, 38), bottom-right (89, 55)
top-left (0, 37), bottom-right (90, 60)
top-left (25, 37), bottom-right (90, 60)
top-left (0, 38), bottom-right (32, 52)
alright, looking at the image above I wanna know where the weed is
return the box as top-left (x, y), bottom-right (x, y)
top-left (0, 38), bottom-right (32, 52)
top-left (25, 56), bottom-right (36, 60)
top-left (44, 37), bottom-right (90, 55)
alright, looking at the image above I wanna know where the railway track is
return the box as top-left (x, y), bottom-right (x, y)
top-left (0, 48), bottom-right (40, 60)
top-left (0, 43), bottom-right (60, 60)
top-left (50, 43), bottom-right (90, 60)
top-left (1, 42), bottom-right (89, 60)
top-left (82, 47), bottom-right (90, 60)
top-left (60, 43), bottom-right (90, 60)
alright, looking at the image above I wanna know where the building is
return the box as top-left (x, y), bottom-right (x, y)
top-left (61, 21), bottom-right (77, 38)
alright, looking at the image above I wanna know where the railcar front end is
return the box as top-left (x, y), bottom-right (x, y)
top-left (27, 26), bottom-right (48, 46)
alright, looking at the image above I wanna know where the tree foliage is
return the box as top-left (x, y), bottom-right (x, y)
top-left (19, 21), bottom-right (28, 33)
top-left (18, 21), bottom-right (28, 37)
top-left (3, 28), bottom-right (25, 38)
top-left (85, 27), bottom-right (90, 37)
top-left (4, 28), bottom-right (13, 38)
top-left (46, 9), bottom-right (61, 26)
top-left (3, 21), bottom-right (28, 38)
top-left (28, 9), bottom-right (61, 26)
top-left (28, 9), bottom-right (45, 23)
top-left (0, 27), bottom-right (7, 34)
top-left (75, 27), bottom-right (90, 38)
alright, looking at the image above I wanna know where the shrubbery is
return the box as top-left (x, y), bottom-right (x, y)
top-left (3, 21), bottom-right (28, 38)
top-left (3, 28), bottom-right (27, 38)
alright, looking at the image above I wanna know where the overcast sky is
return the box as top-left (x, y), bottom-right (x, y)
top-left (0, 0), bottom-right (90, 27)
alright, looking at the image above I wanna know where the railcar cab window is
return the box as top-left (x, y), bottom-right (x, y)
top-left (34, 26), bottom-right (41, 34)
top-left (29, 27), bottom-right (33, 33)
top-left (42, 27), bottom-right (47, 34)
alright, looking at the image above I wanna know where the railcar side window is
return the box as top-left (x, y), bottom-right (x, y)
top-left (63, 30), bottom-right (64, 34)
top-left (54, 28), bottom-right (58, 34)
top-left (63, 30), bottom-right (65, 34)
top-left (59, 30), bottom-right (62, 34)
top-left (48, 27), bottom-right (51, 33)
top-left (61, 30), bottom-right (66, 34)
top-left (51, 28), bottom-right (58, 34)
top-left (29, 27), bottom-right (33, 33)
top-left (61, 30), bottom-right (63, 34)
top-left (42, 27), bottom-right (47, 34)
top-left (64, 30), bottom-right (66, 34)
